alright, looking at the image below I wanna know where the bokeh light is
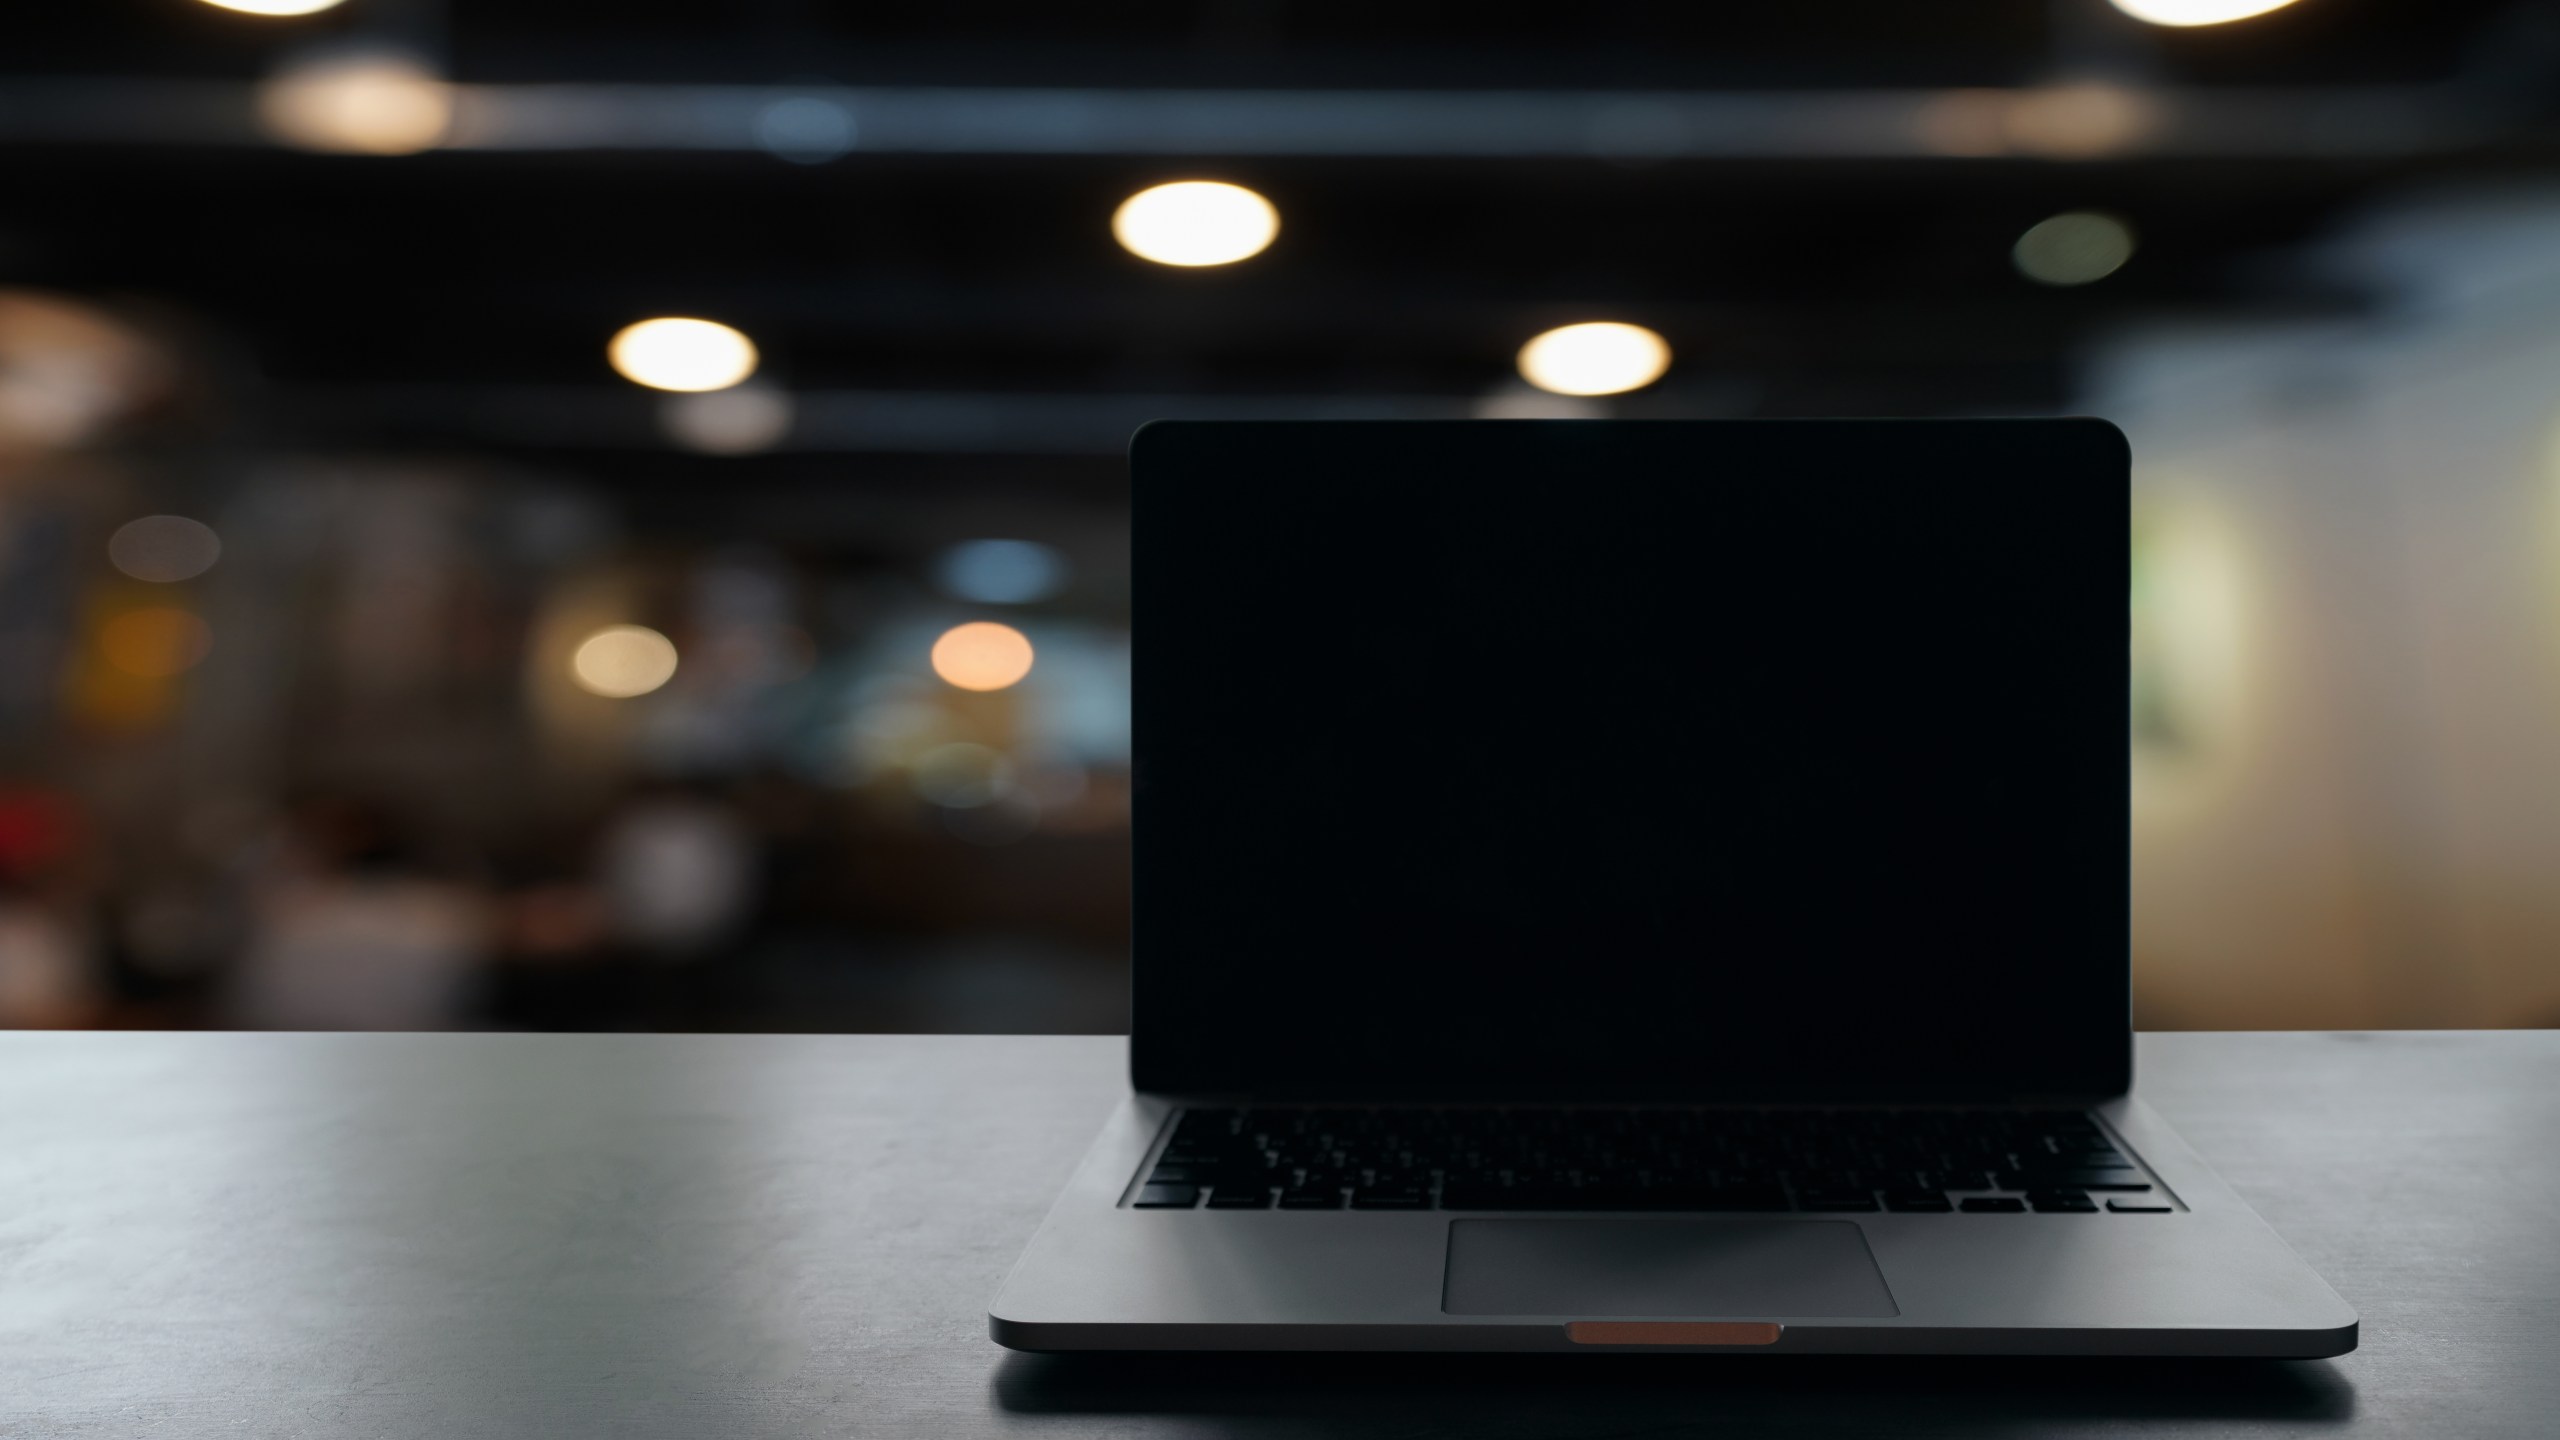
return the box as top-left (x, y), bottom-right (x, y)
top-left (2014, 212), bottom-right (2137, 286)
top-left (257, 50), bottom-right (453, 155)
top-left (107, 515), bottom-right (222, 583)
top-left (937, 539), bottom-right (1066, 604)
top-left (1111, 182), bottom-right (1280, 267)
top-left (1516, 322), bottom-right (1672, 397)
top-left (570, 624), bottom-right (680, 698)
top-left (200, 0), bottom-right (347, 14)
top-left (930, 621), bottom-right (1036, 692)
top-left (2110, 0), bottom-right (2302, 26)
top-left (101, 607), bottom-right (212, 678)
top-left (608, 318), bottom-right (760, 393)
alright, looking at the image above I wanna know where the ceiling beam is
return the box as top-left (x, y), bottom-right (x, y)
top-left (0, 77), bottom-right (2509, 160)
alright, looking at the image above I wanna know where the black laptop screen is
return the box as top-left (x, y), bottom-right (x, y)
top-left (1130, 420), bottom-right (2129, 1102)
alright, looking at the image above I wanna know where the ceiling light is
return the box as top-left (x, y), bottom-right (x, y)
top-left (570, 625), bottom-right (680, 698)
top-left (257, 50), bottom-right (453, 155)
top-left (2013, 212), bottom-right (2137, 286)
top-left (200, 0), bottom-right (347, 13)
top-left (2109, 0), bottom-right (2303, 26)
top-left (609, 318), bottom-right (759, 393)
top-left (1111, 182), bottom-right (1280, 267)
top-left (1516, 322), bottom-right (1672, 397)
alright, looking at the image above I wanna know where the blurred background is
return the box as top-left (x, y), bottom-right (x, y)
top-left (4, 0), bottom-right (2560, 1034)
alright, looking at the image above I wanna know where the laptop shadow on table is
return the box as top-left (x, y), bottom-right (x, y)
top-left (991, 1352), bottom-right (2356, 1437)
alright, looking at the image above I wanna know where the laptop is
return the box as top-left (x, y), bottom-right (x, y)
top-left (990, 418), bottom-right (2358, 1356)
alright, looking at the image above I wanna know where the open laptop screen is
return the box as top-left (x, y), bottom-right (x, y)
top-left (1131, 420), bottom-right (2128, 1102)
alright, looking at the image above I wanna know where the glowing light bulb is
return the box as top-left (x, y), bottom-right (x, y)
top-left (570, 625), bottom-right (679, 698)
top-left (609, 318), bottom-right (759, 393)
top-left (2109, 0), bottom-right (2302, 26)
top-left (2014, 212), bottom-right (2137, 286)
top-left (930, 622), bottom-right (1035, 692)
top-left (1111, 182), bottom-right (1280, 267)
top-left (257, 50), bottom-right (453, 155)
top-left (200, 0), bottom-right (348, 13)
top-left (1516, 322), bottom-right (1671, 397)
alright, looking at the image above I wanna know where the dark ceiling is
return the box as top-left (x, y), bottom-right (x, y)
top-left (7, 0), bottom-right (2560, 516)
top-left (20, 1), bottom-right (2545, 86)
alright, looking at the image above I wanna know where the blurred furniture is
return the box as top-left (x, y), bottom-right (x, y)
top-left (0, 1029), bottom-right (2549, 1437)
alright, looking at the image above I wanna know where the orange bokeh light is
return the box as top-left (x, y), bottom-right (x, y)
top-left (100, 606), bottom-right (212, 678)
top-left (930, 621), bottom-right (1035, 692)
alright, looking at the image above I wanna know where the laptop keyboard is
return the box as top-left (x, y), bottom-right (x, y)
top-left (1132, 1105), bottom-right (2169, 1214)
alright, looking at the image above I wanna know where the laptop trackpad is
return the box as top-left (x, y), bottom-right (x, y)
top-left (1442, 1218), bottom-right (1899, 1317)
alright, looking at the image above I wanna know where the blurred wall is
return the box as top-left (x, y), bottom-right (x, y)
top-left (2098, 189), bottom-right (2560, 1030)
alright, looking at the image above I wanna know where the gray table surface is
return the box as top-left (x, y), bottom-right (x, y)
top-left (1, 1029), bottom-right (2552, 1439)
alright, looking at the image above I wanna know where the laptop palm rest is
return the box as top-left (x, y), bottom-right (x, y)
top-left (1441, 1219), bottom-right (1900, 1317)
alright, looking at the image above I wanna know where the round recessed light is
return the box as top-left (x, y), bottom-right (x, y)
top-left (1516, 322), bottom-right (1672, 397)
top-left (1112, 182), bottom-right (1280, 267)
top-left (2109, 0), bottom-right (2302, 26)
top-left (609, 318), bottom-right (760, 393)
top-left (200, 0), bottom-right (348, 14)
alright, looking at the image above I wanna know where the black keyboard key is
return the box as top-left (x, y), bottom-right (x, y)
top-left (2029, 1191), bottom-right (2099, 1213)
top-left (1796, 1190), bottom-right (1880, 1212)
top-left (1959, 1196), bottom-right (2026, 1213)
top-left (1350, 1187), bottom-right (1429, 1209)
top-left (1206, 1187), bottom-right (1273, 1209)
top-left (1134, 1183), bottom-right (1199, 1208)
top-left (1883, 1191), bottom-right (1953, 1212)
top-left (1278, 1187), bottom-right (1345, 1209)
top-left (2106, 1201), bottom-right (2173, 1213)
